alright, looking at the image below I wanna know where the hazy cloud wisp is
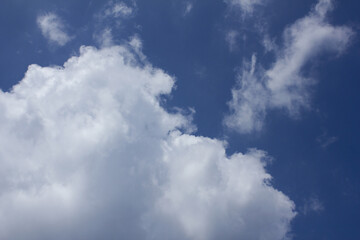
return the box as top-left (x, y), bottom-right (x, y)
top-left (225, 0), bottom-right (266, 15)
top-left (225, 0), bottom-right (353, 133)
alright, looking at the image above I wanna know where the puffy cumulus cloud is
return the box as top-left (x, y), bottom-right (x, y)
top-left (37, 13), bottom-right (71, 46)
top-left (148, 136), bottom-right (295, 240)
top-left (224, 0), bottom-right (266, 15)
top-left (0, 42), bottom-right (295, 239)
top-left (225, 0), bottom-right (353, 133)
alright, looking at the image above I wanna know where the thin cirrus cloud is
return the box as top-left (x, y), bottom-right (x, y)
top-left (94, 1), bottom-right (134, 47)
top-left (225, 30), bottom-right (240, 52)
top-left (183, 2), bottom-right (193, 16)
top-left (224, 0), bottom-right (266, 15)
top-left (224, 0), bottom-right (353, 134)
top-left (0, 38), bottom-right (295, 239)
top-left (301, 197), bottom-right (324, 215)
top-left (37, 13), bottom-right (71, 46)
top-left (104, 1), bottom-right (134, 18)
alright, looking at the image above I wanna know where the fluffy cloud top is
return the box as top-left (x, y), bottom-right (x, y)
top-left (0, 41), bottom-right (295, 239)
top-left (225, 0), bottom-right (353, 133)
top-left (37, 13), bottom-right (71, 46)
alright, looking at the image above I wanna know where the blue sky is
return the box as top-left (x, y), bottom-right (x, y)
top-left (0, 0), bottom-right (359, 239)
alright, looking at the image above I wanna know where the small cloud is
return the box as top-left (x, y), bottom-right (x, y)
top-left (301, 197), bottom-right (324, 215)
top-left (225, 30), bottom-right (239, 52)
top-left (194, 65), bottom-right (207, 78)
top-left (94, 28), bottom-right (114, 47)
top-left (129, 34), bottom-right (142, 51)
top-left (224, 0), bottom-right (266, 15)
top-left (37, 13), bottom-right (71, 46)
top-left (104, 1), bottom-right (134, 18)
top-left (262, 35), bottom-right (277, 53)
top-left (224, 54), bottom-right (269, 133)
top-left (93, 1), bottom-right (136, 47)
top-left (129, 35), bottom-right (146, 61)
top-left (317, 131), bottom-right (338, 149)
top-left (183, 2), bottom-right (193, 16)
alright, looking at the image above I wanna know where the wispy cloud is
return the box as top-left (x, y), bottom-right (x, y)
top-left (37, 13), bottom-right (71, 46)
top-left (317, 130), bottom-right (338, 148)
top-left (94, 27), bottom-right (114, 47)
top-left (104, 1), bottom-right (134, 18)
top-left (301, 197), bottom-right (325, 215)
top-left (225, 0), bottom-right (353, 133)
top-left (224, 0), bottom-right (267, 15)
top-left (225, 30), bottom-right (239, 52)
top-left (93, 1), bottom-right (136, 46)
top-left (183, 2), bottom-right (193, 16)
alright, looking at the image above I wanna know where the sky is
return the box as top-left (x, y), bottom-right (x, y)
top-left (0, 0), bottom-right (359, 239)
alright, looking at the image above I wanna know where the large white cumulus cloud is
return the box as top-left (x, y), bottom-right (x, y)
top-left (0, 43), bottom-right (295, 239)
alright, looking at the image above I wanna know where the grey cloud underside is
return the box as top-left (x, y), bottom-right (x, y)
top-left (224, 0), bottom-right (353, 133)
top-left (0, 44), bottom-right (295, 239)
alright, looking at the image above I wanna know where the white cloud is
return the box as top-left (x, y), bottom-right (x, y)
top-left (104, 1), bottom-right (134, 18)
top-left (0, 42), bottom-right (295, 239)
top-left (316, 130), bottom-right (338, 148)
top-left (93, 1), bottom-right (135, 45)
top-left (225, 0), bottom-right (266, 15)
top-left (148, 142), bottom-right (295, 240)
top-left (37, 13), bottom-right (71, 46)
top-left (183, 2), bottom-right (193, 16)
top-left (225, 30), bottom-right (239, 52)
top-left (95, 28), bottom-right (114, 47)
top-left (262, 35), bottom-right (277, 53)
top-left (225, 0), bottom-right (353, 133)
top-left (301, 197), bottom-right (324, 215)
top-left (225, 54), bottom-right (269, 133)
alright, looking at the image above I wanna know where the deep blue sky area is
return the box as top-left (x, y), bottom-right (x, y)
top-left (0, 0), bottom-right (359, 239)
